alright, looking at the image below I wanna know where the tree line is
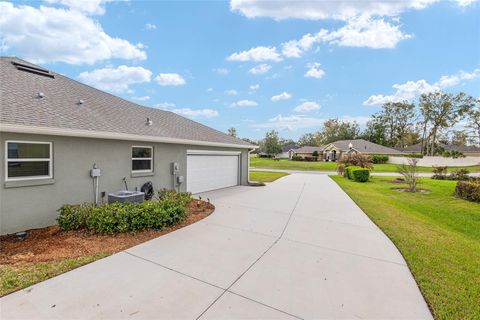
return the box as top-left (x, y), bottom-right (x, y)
top-left (227, 91), bottom-right (480, 156)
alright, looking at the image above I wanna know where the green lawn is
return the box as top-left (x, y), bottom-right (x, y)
top-left (250, 157), bottom-right (480, 173)
top-left (0, 253), bottom-right (109, 296)
top-left (332, 176), bottom-right (480, 319)
top-left (249, 170), bottom-right (289, 182)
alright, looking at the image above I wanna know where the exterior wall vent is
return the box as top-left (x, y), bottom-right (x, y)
top-left (12, 61), bottom-right (54, 78)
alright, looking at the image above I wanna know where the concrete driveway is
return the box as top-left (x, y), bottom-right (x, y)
top-left (1, 174), bottom-right (432, 319)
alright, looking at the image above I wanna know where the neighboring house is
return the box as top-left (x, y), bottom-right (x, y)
top-left (290, 139), bottom-right (403, 161)
top-left (401, 142), bottom-right (480, 157)
top-left (0, 57), bottom-right (255, 235)
top-left (289, 146), bottom-right (324, 159)
top-left (278, 143), bottom-right (298, 159)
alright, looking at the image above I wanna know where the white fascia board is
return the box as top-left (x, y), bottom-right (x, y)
top-left (0, 124), bottom-right (257, 150)
top-left (187, 150), bottom-right (242, 155)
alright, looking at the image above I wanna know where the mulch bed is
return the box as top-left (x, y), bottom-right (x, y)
top-left (391, 188), bottom-right (430, 193)
top-left (0, 200), bottom-right (214, 267)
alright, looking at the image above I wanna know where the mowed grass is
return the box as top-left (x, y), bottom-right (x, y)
top-left (250, 157), bottom-right (480, 173)
top-left (249, 170), bottom-right (289, 182)
top-left (332, 176), bottom-right (480, 319)
top-left (0, 253), bottom-right (109, 296)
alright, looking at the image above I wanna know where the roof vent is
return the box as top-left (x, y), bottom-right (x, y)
top-left (37, 92), bottom-right (45, 98)
top-left (146, 117), bottom-right (153, 126)
top-left (12, 61), bottom-right (54, 78)
top-left (78, 99), bottom-right (84, 105)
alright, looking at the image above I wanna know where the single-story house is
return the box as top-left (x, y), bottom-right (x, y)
top-left (277, 143), bottom-right (299, 158)
top-left (401, 142), bottom-right (480, 157)
top-left (288, 146), bottom-right (324, 159)
top-left (290, 139), bottom-right (403, 161)
top-left (0, 57), bottom-right (255, 234)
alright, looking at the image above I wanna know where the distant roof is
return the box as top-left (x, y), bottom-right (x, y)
top-left (327, 139), bottom-right (403, 154)
top-left (0, 57), bottom-right (253, 149)
top-left (294, 139), bottom-right (403, 155)
top-left (402, 142), bottom-right (480, 153)
top-left (282, 143), bottom-right (299, 152)
top-left (293, 146), bottom-right (325, 153)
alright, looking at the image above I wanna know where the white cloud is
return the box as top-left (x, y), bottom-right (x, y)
top-left (281, 30), bottom-right (328, 58)
top-left (145, 23), bottom-right (157, 30)
top-left (457, 0), bottom-right (478, 6)
top-left (436, 69), bottom-right (480, 88)
top-left (0, 2), bottom-right (146, 65)
top-left (45, 0), bottom-right (112, 15)
top-left (293, 101), bottom-right (321, 113)
top-left (230, 0), bottom-right (437, 21)
top-left (171, 108), bottom-right (219, 119)
top-left (78, 65), bottom-right (152, 93)
top-left (214, 68), bottom-right (230, 75)
top-left (248, 64), bottom-right (272, 75)
top-left (253, 114), bottom-right (325, 131)
top-left (207, 87), bottom-right (214, 92)
top-left (304, 63), bottom-right (325, 79)
top-left (271, 91), bottom-right (292, 101)
top-left (131, 96), bottom-right (151, 101)
top-left (363, 80), bottom-right (439, 106)
top-left (155, 73), bottom-right (186, 86)
top-left (364, 68), bottom-right (480, 106)
top-left (250, 84), bottom-right (260, 90)
top-left (225, 89), bottom-right (238, 96)
top-left (154, 102), bottom-right (176, 109)
top-left (253, 114), bottom-right (370, 131)
top-left (322, 16), bottom-right (412, 49)
top-left (227, 46), bottom-right (282, 62)
top-left (231, 99), bottom-right (258, 107)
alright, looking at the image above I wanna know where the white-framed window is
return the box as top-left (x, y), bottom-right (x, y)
top-left (5, 141), bottom-right (53, 181)
top-left (132, 146), bottom-right (153, 173)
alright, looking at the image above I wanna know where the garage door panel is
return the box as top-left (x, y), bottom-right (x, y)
top-left (187, 154), bottom-right (239, 194)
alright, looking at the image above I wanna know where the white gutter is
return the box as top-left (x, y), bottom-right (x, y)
top-left (0, 123), bottom-right (258, 150)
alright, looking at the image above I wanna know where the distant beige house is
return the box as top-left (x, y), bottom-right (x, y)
top-left (290, 139), bottom-right (403, 161)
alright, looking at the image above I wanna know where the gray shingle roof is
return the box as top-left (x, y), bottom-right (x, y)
top-left (293, 146), bottom-right (325, 153)
top-left (0, 57), bottom-right (252, 148)
top-left (329, 139), bottom-right (403, 154)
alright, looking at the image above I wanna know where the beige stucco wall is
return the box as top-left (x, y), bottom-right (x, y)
top-left (0, 132), bottom-right (250, 234)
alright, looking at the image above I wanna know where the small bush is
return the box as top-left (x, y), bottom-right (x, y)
top-left (57, 191), bottom-right (192, 234)
top-left (304, 156), bottom-right (318, 162)
top-left (455, 181), bottom-right (480, 202)
top-left (338, 153), bottom-right (373, 170)
top-left (371, 155), bottom-right (389, 164)
top-left (449, 169), bottom-right (470, 181)
top-left (432, 166), bottom-right (448, 180)
top-left (406, 153), bottom-right (423, 159)
top-left (351, 167), bottom-right (370, 182)
top-left (443, 150), bottom-right (466, 159)
top-left (291, 155), bottom-right (303, 161)
top-left (345, 166), bottom-right (361, 180)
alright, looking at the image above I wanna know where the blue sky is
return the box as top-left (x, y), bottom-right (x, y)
top-left (1, 0), bottom-right (479, 140)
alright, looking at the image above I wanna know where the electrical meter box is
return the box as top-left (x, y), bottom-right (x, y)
top-left (177, 175), bottom-right (184, 184)
top-left (90, 168), bottom-right (101, 177)
top-left (171, 162), bottom-right (180, 175)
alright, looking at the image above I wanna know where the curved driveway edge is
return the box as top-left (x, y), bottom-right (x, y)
top-left (1, 174), bottom-right (432, 319)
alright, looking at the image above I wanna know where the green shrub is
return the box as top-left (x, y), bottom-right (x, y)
top-left (351, 167), bottom-right (370, 182)
top-left (406, 153), bottom-right (423, 158)
top-left (371, 155), bottom-right (389, 164)
top-left (455, 181), bottom-right (480, 202)
top-left (345, 166), bottom-right (362, 180)
top-left (57, 191), bottom-right (192, 234)
top-left (57, 203), bottom-right (94, 231)
top-left (291, 155), bottom-right (303, 161)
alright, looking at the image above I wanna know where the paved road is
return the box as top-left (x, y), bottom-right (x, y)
top-left (1, 174), bottom-right (432, 319)
top-left (251, 167), bottom-right (480, 177)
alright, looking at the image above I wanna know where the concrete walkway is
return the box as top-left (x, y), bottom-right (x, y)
top-left (1, 174), bottom-right (432, 319)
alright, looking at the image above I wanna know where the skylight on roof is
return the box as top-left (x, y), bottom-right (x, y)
top-left (12, 61), bottom-right (54, 78)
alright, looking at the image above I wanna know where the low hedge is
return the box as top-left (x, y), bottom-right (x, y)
top-left (57, 190), bottom-right (192, 234)
top-left (351, 167), bottom-right (370, 182)
top-left (371, 155), bottom-right (389, 164)
top-left (344, 166), bottom-right (370, 182)
top-left (455, 181), bottom-right (480, 202)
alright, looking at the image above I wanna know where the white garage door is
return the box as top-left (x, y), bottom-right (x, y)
top-left (187, 150), bottom-right (240, 194)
